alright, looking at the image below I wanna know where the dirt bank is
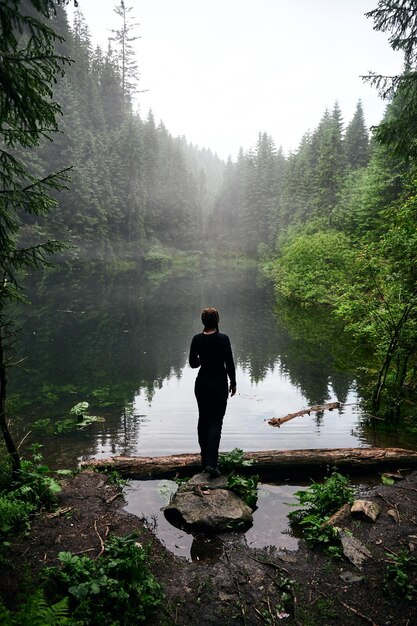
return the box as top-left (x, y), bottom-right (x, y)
top-left (1, 469), bottom-right (417, 625)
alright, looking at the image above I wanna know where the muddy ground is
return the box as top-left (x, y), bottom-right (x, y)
top-left (1, 469), bottom-right (417, 625)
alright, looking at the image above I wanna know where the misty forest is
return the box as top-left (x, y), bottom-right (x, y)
top-left (2, 0), bottom-right (417, 623)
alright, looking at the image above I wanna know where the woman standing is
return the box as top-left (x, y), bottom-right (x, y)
top-left (189, 307), bottom-right (236, 477)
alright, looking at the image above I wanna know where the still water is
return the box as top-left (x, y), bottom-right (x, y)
top-left (10, 263), bottom-right (375, 466)
top-left (10, 263), bottom-right (414, 558)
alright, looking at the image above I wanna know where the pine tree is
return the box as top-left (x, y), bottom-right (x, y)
top-left (364, 1), bottom-right (417, 159)
top-left (344, 100), bottom-right (369, 169)
top-left (110, 0), bottom-right (140, 115)
top-left (0, 0), bottom-right (71, 475)
top-left (313, 103), bottom-right (346, 219)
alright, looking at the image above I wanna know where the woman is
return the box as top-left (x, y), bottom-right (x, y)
top-left (189, 307), bottom-right (236, 477)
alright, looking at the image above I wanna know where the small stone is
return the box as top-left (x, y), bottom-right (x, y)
top-left (351, 499), bottom-right (381, 523)
top-left (339, 531), bottom-right (372, 569)
top-left (339, 570), bottom-right (364, 584)
top-left (219, 592), bottom-right (236, 602)
top-left (387, 508), bottom-right (400, 523)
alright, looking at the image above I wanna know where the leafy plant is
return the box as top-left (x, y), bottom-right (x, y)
top-left (44, 533), bottom-right (163, 625)
top-left (289, 472), bottom-right (354, 523)
top-left (289, 472), bottom-right (354, 555)
top-left (219, 448), bottom-right (259, 509)
top-left (219, 448), bottom-right (254, 474)
top-left (385, 549), bottom-right (416, 600)
top-left (14, 445), bottom-right (61, 509)
top-left (227, 473), bottom-right (259, 509)
top-left (100, 468), bottom-right (127, 488)
top-left (0, 590), bottom-right (69, 625)
top-left (297, 513), bottom-right (343, 557)
top-left (0, 445), bottom-right (62, 560)
top-left (55, 402), bottom-right (104, 434)
top-left (381, 475), bottom-right (395, 485)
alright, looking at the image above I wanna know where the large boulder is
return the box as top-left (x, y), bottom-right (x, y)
top-left (164, 472), bottom-right (253, 532)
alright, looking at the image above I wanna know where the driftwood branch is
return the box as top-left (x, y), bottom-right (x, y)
top-left (268, 402), bottom-right (341, 427)
top-left (80, 447), bottom-right (417, 480)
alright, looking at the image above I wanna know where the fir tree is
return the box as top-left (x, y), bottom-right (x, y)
top-left (344, 100), bottom-right (369, 169)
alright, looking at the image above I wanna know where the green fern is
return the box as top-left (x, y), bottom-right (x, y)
top-left (0, 590), bottom-right (70, 625)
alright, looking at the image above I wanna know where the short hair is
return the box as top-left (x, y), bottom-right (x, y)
top-left (201, 307), bottom-right (219, 330)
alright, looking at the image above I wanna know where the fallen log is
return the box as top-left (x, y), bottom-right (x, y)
top-left (268, 401), bottom-right (341, 427)
top-left (80, 447), bottom-right (417, 480)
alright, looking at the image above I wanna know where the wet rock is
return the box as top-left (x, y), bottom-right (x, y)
top-left (351, 499), bottom-right (381, 523)
top-left (183, 472), bottom-right (228, 490)
top-left (164, 488), bottom-right (253, 532)
top-left (339, 530), bottom-right (372, 569)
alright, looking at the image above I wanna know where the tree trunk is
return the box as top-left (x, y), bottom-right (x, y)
top-left (0, 334), bottom-right (20, 478)
top-left (80, 447), bottom-right (417, 480)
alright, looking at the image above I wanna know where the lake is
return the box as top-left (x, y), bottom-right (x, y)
top-left (9, 262), bottom-right (416, 559)
top-left (9, 262), bottom-right (382, 466)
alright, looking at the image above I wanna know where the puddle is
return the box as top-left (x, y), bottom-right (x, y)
top-left (123, 479), bottom-right (301, 562)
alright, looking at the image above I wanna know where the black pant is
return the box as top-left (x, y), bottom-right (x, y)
top-left (195, 378), bottom-right (227, 468)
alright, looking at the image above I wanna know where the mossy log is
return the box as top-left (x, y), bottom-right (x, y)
top-left (80, 447), bottom-right (417, 480)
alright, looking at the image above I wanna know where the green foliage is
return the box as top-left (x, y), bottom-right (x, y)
top-left (218, 447), bottom-right (254, 475)
top-left (385, 549), bottom-right (416, 600)
top-left (44, 534), bottom-right (163, 625)
top-left (144, 245), bottom-right (173, 270)
top-left (100, 468), bottom-right (127, 488)
top-left (271, 226), bottom-right (357, 305)
top-left (289, 472), bottom-right (354, 555)
top-left (55, 402), bottom-right (104, 434)
top-left (381, 475), bottom-right (395, 485)
top-left (0, 446), bottom-right (61, 560)
top-left (14, 445), bottom-right (61, 509)
top-left (0, 590), bottom-right (70, 626)
top-left (0, 494), bottom-right (33, 537)
top-left (32, 402), bottom-right (104, 435)
top-left (226, 473), bottom-right (259, 509)
top-left (219, 449), bottom-right (258, 509)
top-left (289, 472), bottom-right (354, 522)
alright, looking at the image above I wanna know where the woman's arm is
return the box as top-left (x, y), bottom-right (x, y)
top-left (224, 336), bottom-right (236, 394)
top-left (189, 335), bottom-right (200, 368)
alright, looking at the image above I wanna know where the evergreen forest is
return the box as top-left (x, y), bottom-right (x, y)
top-left (2, 0), bottom-right (417, 456)
top-left (20, 2), bottom-right (417, 421)
top-left (3, 1), bottom-right (417, 622)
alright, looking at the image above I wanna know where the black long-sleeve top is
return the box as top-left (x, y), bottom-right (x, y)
top-left (189, 331), bottom-right (236, 387)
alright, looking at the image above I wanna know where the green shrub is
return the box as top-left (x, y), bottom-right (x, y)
top-left (289, 472), bottom-right (354, 555)
top-left (272, 229), bottom-right (357, 305)
top-left (44, 533), bottom-right (163, 625)
top-left (227, 473), bottom-right (259, 509)
top-left (219, 449), bottom-right (259, 509)
top-left (0, 446), bottom-right (62, 558)
top-left (385, 549), bottom-right (416, 600)
top-left (289, 472), bottom-right (354, 523)
top-left (14, 445), bottom-right (61, 510)
top-left (219, 448), bottom-right (254, 474)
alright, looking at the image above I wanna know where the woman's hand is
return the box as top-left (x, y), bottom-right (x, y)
top-left (229, 384), bottom-right (237, 397)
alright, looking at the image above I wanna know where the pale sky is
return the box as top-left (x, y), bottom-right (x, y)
top-left (69, 1), bottom-right (403, 160)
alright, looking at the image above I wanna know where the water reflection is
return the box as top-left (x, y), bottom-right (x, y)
top-left (8, 264), bottom-right (373, 466)
top-left (124, 479), bottom-right (300, 562)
